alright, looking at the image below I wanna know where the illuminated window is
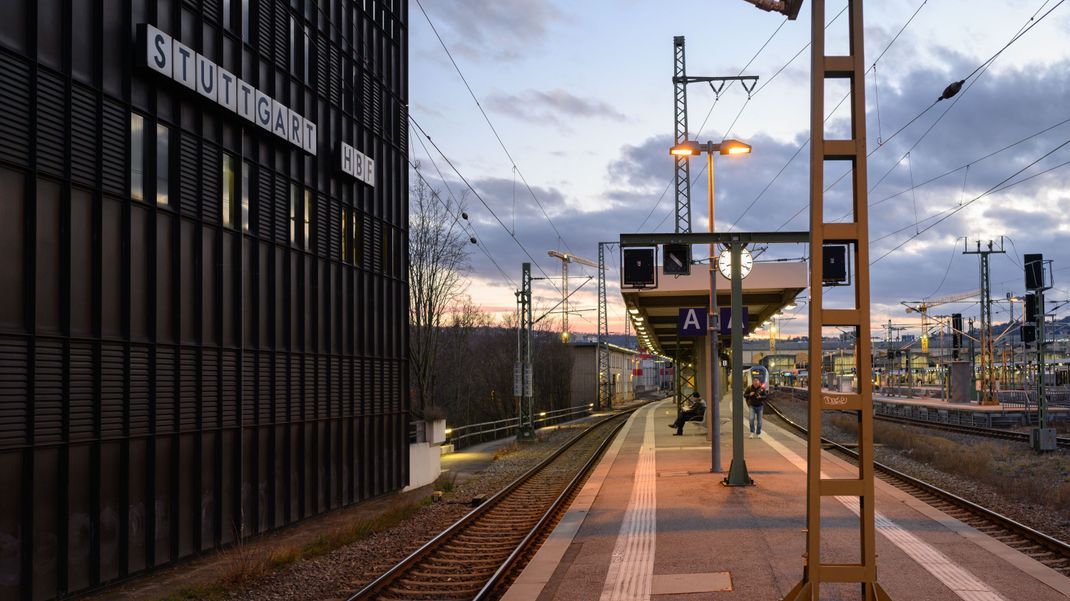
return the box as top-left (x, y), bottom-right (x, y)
top-left (222, 153), bottom-right (237, 229)
top-left (130, 113), bottom-right (144, 201)
top-left (303, 189), bottom-right (312, 251)
top-left (241, 160), bottom-right (252, 232)
top-left (290, 184), bottom-right (299, 245)
top-left (341, 207), bottom-right (349, 261)
top-left (156, 125), bottom-right (169, 206)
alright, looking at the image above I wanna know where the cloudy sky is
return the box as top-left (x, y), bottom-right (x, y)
top-left (408, 0), bottom-right (1070, 337)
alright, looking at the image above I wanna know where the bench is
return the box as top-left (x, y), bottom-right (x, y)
top-left (684, 407), bottom-right (707, 433)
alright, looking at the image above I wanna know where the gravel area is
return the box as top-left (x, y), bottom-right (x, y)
top-left (229, 424), bottom-right (593, 601)
top-left (770, 396), bottom-right (1070, 546)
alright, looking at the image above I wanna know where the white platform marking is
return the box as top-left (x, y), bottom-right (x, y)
top-left (599, 405), bottom-right (657, 601)
top-left (762, 427), bottom-right (1008, 601)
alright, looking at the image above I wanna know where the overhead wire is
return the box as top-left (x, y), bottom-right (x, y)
top-left (413, 0), bottom-right (580, 261)
top-left (634, 14), bottom-right (792, 232)
top-left (871, 136), bottom-right (1070, 264)
top-left (730, 0), bottom-right (926, 231)
top-left (409, 115), bottom-right (562, 293)
top-left (410, 127), bottom-right (518, 289)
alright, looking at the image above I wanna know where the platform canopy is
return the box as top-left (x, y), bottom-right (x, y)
top-left (621, 261), bottom-right (807, 360)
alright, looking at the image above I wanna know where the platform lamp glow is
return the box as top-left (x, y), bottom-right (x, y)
top-left (743, 0), bottom-right (893, 598)
top-left (668, 138), bottom-right (751, 476)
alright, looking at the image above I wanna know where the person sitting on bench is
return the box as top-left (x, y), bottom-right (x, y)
top-left (669, 391), bottom-right (706, 436)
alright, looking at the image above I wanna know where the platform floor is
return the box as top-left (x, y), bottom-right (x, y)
top-left (504, 397), bottom-right (1070, 600)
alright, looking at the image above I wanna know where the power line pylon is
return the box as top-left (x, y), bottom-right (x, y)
top-left (514, 263), bottom-right (535, 441)
top-left (596, 242), bottom-right (616, 410)
top-left (673, 36), bottom-right (692, 234)
top-left (548, 250), bottom-right (598, 343)
top-left (963, 237), bottom-right (1005, 405)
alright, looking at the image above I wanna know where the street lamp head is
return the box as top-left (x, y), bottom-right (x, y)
top-left (669, 141), bottom-right (700, 157)
top-left (719, 139), bottom-right (752, 156)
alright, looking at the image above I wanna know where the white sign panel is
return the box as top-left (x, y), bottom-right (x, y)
top-left (338, 142), bottom-right (376, 187)
top-left (140, 23), bottom-right (317, 156)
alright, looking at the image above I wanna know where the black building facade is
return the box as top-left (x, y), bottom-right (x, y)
top-left (0, 1), bottom-right (408, 598)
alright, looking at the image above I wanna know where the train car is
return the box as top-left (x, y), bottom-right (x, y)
top-left (747, 365), bottom-right (770, 387)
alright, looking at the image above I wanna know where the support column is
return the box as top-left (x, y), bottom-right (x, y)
top-left (784, 1), bottom-right (891, 598)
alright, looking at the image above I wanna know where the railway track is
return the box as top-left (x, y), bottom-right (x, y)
top-left (347, 410), bottom-right (632, 601)
top-left (767, 403), bottom-right (1070, 578)
top-left (869, 412), bottom-right (1070, 449)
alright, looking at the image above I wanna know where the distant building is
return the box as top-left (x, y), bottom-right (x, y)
top-left (570, 343), bottom-right (668, 407)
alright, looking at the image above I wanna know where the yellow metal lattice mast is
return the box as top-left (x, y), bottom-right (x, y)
top-left (786, 0), bottom-right (891, 598)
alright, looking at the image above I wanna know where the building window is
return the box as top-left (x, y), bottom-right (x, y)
top-left (351, 211), bottom-right (361, 265)
top-left (156, 125), bottom-right (170, 206)
top-left (130, 113), bottom-right (145, 201)
top-left (290, 184), bottom-right (299, 245)
top-left (382, 227), bottom-right (392, 275)
top-left (341, 207), bottom-right (349, 261)
top-left (222, 153), bottom-right (237, 228)
top-left (303, 189), bottom-right (312, 251)
top-left (242, 0), bottom-right (251, 41)
top-left (223, 0), bottom-right (233, 30)
top-left (241, 160), bottom-right (252, 232)
top-left (289, 17), bottom-right (297, 74)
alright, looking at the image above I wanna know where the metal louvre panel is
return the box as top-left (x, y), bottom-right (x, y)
top-left (305, 355), bottom-right (315, 419)
top-left (274, 174), bottom-right (288, 245)
top-left (372, 81), bottom-right (382, 136)
top-left (69, 341), bottom-right (94, 440)
top-left (328, 199), bottom-right (340, 261)
top-left (156, 346), bottom-right (177, 433)
top-left (331, 356), bottom-right (342, 418)
top-left (258, 169), bottom-right (273, 238)
top-left (273, 3), bottom-right (288, 70)
top-left (222, 349), bottom-right (239, 427)
top-left (290, 355), bottom-right (301, 421)
top-left (0, 53), bottom-right (31, 167)
top-left (274, 353), bottom-right (287, 422)
top-left (100, 342), bottom-right (125, 437)
top-left (397, 103), bottom-right (407, 154)
top-left (179, 134), bottom-right (200, 218)
top-left (180, 348), bottom-right (198, 430)
top-left (202, 143), bottom-right (221, 224)
top-left (100, 99), bottom-right (126, 195)
top-left (258, 352), bottom-right (272, 423)
top-left (316, 36), bottom-right (328, 90)
top-left (329, 44), bottom-right (341, 105)
top-left (69, 84), bottom-right (98, 186)
top-left (243, 352), bottom-right (257, 426)
top-left (371, 219), bottom-right (383, 272)
top-left (130, 344), bottom-right (151, 436)
top-left (354, 357), bottom-right (364, 416)
top-left (202, 349), bottom-right (220, 426)
top-left (36, 72), bottom-right (66, 176)
top-left (33, 339), bottom-right (64, 444)
top-left (361, 71), bottom-right (373, 131)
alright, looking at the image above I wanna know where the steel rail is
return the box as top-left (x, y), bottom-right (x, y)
top-left (767, 402), bottom-right (1070, 572)
top-left (870, 412), bottom-right (1070, 449)
top-left (347, 408), bottom-right (636, 601)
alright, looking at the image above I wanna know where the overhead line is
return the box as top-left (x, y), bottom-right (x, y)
top-left (409, 115), bottom-right (562, 292)
top-left (414, 0), bottom-right (579, 258)
top-left (871, 137), bottom-right (1070, 264)
top-left (635, 14), bottom-right (791, 232)
top-left (410, 128), bottom-right (518, 289)
top-left (732, 0), bottom-right (924, 231)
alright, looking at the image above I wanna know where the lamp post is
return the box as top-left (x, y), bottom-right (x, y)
top-left (668, 139), bottom-right (751, 474)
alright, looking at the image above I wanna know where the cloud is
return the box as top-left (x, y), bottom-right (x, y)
top-left (418, 0), bottom-right (562, 62)
top-left (484, 89), bottom-right (628, 127)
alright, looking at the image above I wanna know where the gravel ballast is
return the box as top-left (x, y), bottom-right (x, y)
top-left (771, 396), bottom-right (1070, 547)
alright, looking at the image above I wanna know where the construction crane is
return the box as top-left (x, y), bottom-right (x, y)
top-left (901, 289), bottom-right (978, 353)
top-left (548, 250), bottom-right (598, 343)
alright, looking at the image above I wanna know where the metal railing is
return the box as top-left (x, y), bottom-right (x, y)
top-left (443, 403), bottom-right (595, 451)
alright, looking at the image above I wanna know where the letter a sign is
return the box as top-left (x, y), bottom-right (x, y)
top-left (678, 307), bottom-right (708, 336)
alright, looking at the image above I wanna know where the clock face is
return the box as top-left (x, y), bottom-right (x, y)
top-left (718, 248), bottom-right (753, 279)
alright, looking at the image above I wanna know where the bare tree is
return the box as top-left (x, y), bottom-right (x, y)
top-left (409, 175), bottom-right (469, 420)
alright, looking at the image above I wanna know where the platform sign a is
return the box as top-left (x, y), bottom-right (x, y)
top-left (719, 307), bottom-right (749, 335)
top-left (678, 307), bottom-right (707, 336)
